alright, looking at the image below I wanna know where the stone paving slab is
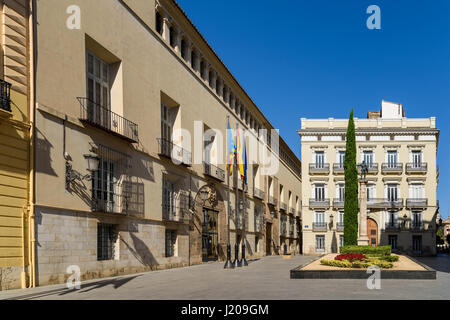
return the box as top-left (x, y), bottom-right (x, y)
top-left (0, 255), bottom-right (448, 300)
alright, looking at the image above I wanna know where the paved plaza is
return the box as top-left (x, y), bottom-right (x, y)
top-left (0, 255), bottom-right (449, 300)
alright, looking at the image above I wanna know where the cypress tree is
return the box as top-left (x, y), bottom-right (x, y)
top-left (344, 110), bottom-right (358, 246)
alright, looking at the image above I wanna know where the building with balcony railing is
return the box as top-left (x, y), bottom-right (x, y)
top-left (203, 162), bottom-right (225, 182)
top-left (299, 100), bottom-right (439, 256)
top-left (253, 187), bottom-right (265, 200)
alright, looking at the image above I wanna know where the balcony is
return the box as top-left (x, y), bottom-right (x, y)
top-left (268, 195), bottom-right (277, 206)
top-left (0, 79), bottom-right (12, 112)
top-left (203, 162), bottom-right (225, 182)
top-left (309, 163), bottom-right (330, 175)
top-left (410, 222), bottom-right (424, 231)
top-left (333, 198), bottom-right (345, 209)
top-left (406, 198), bottom-right (428, 209)
top-left (163, 208), bottom-right (187, 223)
top-left (366, 198), bottom-right (403, 209)
top-left (313, 222), bottom-right (327, 232)
top-left (406, 163), bottom-right (428, 174)
top-left (333, 163), bottom-right (345, 175)
top-left (254, 216), bottom-right (264, 233)
top-left (280, 202), bottom-right (287, 212)
top-left (289, 207), bottom-right (295, 215)
top-left (289, 225), bottom-right (294, 236)
top-left (253, 187), bottom-right (265, 200)
top-left (234, 179), bottom-right (248, 193)
top-left (157, 138), bottom-right (192, 167)
top-left (280, 223), bottom-right (287, 237)
top-left (309, 198), bottom-right (330, 209)
top-left (78, 97), bottom-right (138, 143)
top-left (381, 163), bottom-right (403, 174)
top-left (357, 163), bottom-right (379, 174)
top-left (385, 222), bottom-right (400, 231)
top-left (336, 222), bottom-right (344, 232)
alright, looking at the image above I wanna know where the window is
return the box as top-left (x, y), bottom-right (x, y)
top-left (155, 11), bottom-right (162, 34)
top-left (191, 50), bottom-right (197, 70)
top-left (255, 236), bottom-right (259, 253)
top-left (410, 184), bottom-right (424, 199)
top-left (314, 184), bottom-right (325, 201)
top-left (315, 151), bottom-right (325, 168)
top-left (339, 235), bottom-right (344, 248)
top-left (165, 230), bottom-right (177, 257)
top-left (363, 151), bottom-right (373, 166)
top-left (169, 27), bottom-right (176, 47)
top-left (412, 211), bottom-right (423, 228)
top-left (366, 184), bottom-right (375, 201)
top-left (92, 157), bottom-right (116, 213)
top-left (316, 235), bottom-right (325, 252)
top-left (338, 151), bottom-right (345, 168)
top-left (161, 103), bottom-right (174, 142)
top-left (97, 223), bottom-right (117, 261)
top-left (337, 184), bottom-right (345, 201)
top-left (387, 151), bottom-right (398, 167)
top-left (338, 211), bottom-right (344, 225)
top-left (412, 235), bottom-right (422, 253)
top-left (387, 184), bottom-right (398, 201)
top-left (180, 39), bottom-right (186, 60)
top-left (87, 51), bottom-right (109, 110)
top-left (163, 177), bottom-right (176, 219)
top-left (387, 211), bottom-right (398, 226)
top-left (411, 151), bottom-right (422, 167)
top-left (389, 235), bottom-right (398, 250)
top-left (315, 211), bottom-right (325, 224)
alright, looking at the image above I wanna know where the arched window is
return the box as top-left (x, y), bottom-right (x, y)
top-left (191, 50), bottom-right (197, 70)
top-left (180, 39), bottom-right (186, 59)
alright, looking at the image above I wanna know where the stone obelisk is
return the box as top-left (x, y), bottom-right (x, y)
top-left (358, 178), bottom-right (370, 245)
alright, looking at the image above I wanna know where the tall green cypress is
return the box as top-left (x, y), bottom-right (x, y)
top-left (344, 110), bottom-right (358, 246)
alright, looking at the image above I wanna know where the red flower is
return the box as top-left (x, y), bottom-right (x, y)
top-left (335, 253), bottom-right (366, 262)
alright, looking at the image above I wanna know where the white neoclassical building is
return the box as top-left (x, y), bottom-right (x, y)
top-left (298, 101), bottom-right (439, 256)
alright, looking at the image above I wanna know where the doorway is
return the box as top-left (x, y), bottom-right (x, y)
top-left (265, 222), bottom-right (272, 256)
top-left (367, 218), bottom-right (378, 246)
top-left (202, 208), bottom-right (219, 262)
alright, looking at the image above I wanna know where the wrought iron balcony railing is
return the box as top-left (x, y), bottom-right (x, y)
top-left (157, 138), bottom-right (192, 166)
top-left (289, 207), bottom-right (295, 215)
top-left (268, 195), bottom-right (277, 206)
top-left (309, 198), bottom-right (330, 209)
top-left (313, 222), bottom-right (327, 232)
top-left (309, 163), bottom-right (330, 175)
top-left (254, 216), bottom-right (264, 233)
top-left (333, 163), bottom-right (345, 174)
top-left (253, 187), bottom-right (265, 200)
top-left (406, 163), bottom-right (428, 174)
top-left (78, 97), bottom-right (138, 143)
top-left (406, 198), bottom-right (428, 209)
top-left (385, 222), bottom-right (400, 231)
top-left (203, 162), bottom-right (225, 182)
top-left (357, 163), bottom-right (379, 174)
top-left (0, 79), bottom-right (12, 112)
top-left (381, 163), bottom-right (403, 174)
top-left (410, 222), bottom-right (424, 231)
top-left (336, 222), bottom-right (344, 232)
top-left (365, 198), bottom-right (403, 209)
top-left (233, 179), bottom-right (248, 193)
top-left (333, 198), bottom-right (345, 208)
top-left (163, 207), bottom-right (187, 223)
top-left (280, 202), bottom-right (287, 211)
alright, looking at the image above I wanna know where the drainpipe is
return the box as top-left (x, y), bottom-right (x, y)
top-left (21, 207), bottom-right (26, 288)
top-left (28, 0), bottom-right (37, 288)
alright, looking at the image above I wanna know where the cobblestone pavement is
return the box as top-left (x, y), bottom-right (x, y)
top-left (0, 255), bottom-right (449, 300)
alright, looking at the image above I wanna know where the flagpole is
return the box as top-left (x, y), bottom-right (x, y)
top-left (241, 129), bottom-right (248, 267)
top-left (224, 116), bottom-right (233, 269)
top-left (233, 123), bottom-right (242, 268)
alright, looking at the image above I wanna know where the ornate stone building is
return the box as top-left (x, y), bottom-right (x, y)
top-left (298, 101), bottom-right (439, 256)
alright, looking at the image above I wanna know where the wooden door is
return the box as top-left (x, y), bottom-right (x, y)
top-left (367, 218), bottom-right (378, 246)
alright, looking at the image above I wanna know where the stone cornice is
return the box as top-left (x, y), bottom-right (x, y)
top-left (298, 128), bottom-right (439, 136)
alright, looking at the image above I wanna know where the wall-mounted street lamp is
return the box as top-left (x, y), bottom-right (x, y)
top-left (65, 152), bottom-right (100, 190)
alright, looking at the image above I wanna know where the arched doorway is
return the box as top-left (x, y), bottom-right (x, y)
top-left (367, 218), bottom-right (378, 247)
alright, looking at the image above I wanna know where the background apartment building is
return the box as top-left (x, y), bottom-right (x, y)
top-left (299, 101), bottom-right (439, 256)
top-left (0, 0), bottom-right (33, 290)
top-left (31, 0), bottom-right (301, 287)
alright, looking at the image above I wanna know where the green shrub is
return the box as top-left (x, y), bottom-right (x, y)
top-left (339, 245), bottom-right (391, 256)
top-left (320, 259), bottom-right (353, 268)
top-left (377, 255), bottom-right (399, 262)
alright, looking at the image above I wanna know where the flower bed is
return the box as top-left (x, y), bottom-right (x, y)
top-left (320, 246), bottom-right (398, 269)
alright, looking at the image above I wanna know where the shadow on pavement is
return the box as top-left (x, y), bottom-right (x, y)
top-left (415, 254), bottom-right (450, 274)
top-left (3, 275), bottom-right (142, 300)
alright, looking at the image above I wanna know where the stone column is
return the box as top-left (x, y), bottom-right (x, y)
top-left (186, 42), bottom-right (193, 68)
top-left (358, 179), bottom-right (370, 245)
top-left (204, 63), bottom-right (210, 85)
top-left (162, 16), bottom-right (171, 43)
top-left (210, 70), bottom-right (217, 90)
top-left (175, 30), bottom-right (183, 54)
top-left (194, 53), bottom-right (201, 75)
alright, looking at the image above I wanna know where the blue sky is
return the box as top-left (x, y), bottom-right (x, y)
top-left (177, 0), bottom-right (450, 218)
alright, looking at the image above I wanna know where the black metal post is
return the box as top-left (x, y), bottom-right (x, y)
top-left (224, 116), bottom-right (234, 269)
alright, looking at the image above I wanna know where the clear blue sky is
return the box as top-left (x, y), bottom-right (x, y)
top-left (177, 0), bottom-right (450, 218)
